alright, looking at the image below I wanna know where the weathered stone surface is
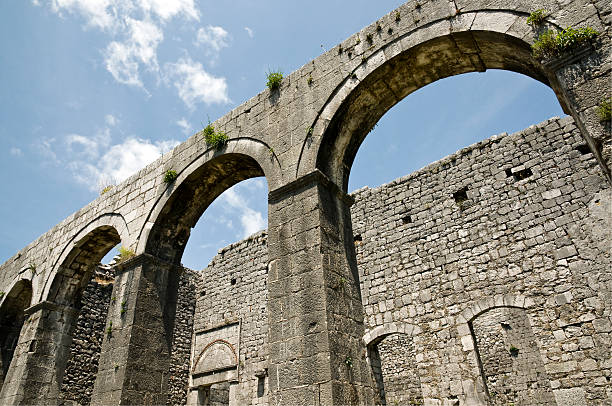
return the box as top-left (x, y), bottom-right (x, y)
top-left (0, 0), bottom-right (610, 404)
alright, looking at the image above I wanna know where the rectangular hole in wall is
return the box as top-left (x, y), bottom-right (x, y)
top-left (453, 187), bottom-right (468, 205)
top-left (257, 375), bottom-right (265, 397)
top-left (575, 144), bottom-right (591, 155)
top-left (402, 215), bottom-right (412, 224)
top-left (512, 168), bottom-right (533, 181)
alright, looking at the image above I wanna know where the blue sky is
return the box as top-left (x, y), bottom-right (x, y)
top-left (0, 1), bottom-right (564, 270)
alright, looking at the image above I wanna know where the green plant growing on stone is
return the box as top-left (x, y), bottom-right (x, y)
top-left (0, 291), bottom-right (5, 299)
top-left (266, 70), bottom-right (283, 91)
top-left (118, 246), bottom-right (135, 262)
top-left (111, 296), bottom-right (116, 303)
top-left (120, 300), bottom-right (127, 316)
top-left (366, 33), bottom-right (373, 43)
top-left (201, 122), bottom-right (229, 150)
top-left (114, 363), bottom-right (119, 371)
top-left (395, 11), bottom-right (401, 22)
top-left (100, 185), bottom-right (114, 195)
top-left (597, 97), bottom-right (611, 122)
top-left (532, 26), bottom-right (599, 59)
top-left (307, 127), bottom-right (314, 137)
top-left (344, 355), bottom-right (353, 368)
top-left (307, 76), bottom-right (313, 86)
top-left (27, 263), bottom-right (37, 276)
top-left (509, 345), bottom-right (519, 356)
top-left (106, 321), bottom-right (113, 336)
top-left (361, 56), bottom-right (367, 64)
top-left (163, 169), bottom-right (178, 183)
top-left (526, 9), bottom-right (548, 26)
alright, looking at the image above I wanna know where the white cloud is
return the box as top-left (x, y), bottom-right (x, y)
top-left (196, 25), bottom-right (230, 54)
top-left (94, 137), bottom-right (179, 185)
top-left (137, 0), bottom-right (199, 22)
top-left (51, 0), bottom-right (116, 30)
top-left (36, 120), bottom-right (179, 191)
top-left (165, 57), bottom-right (230, 108)
top-left (47, 0), bottom-right (199, 89)
top-left (104, 18), bottom-right (163, 87)
top-left (105, 114), bottom-right (118, 126)
top-left (65, 129), bottom-right (111, 160)
top-left (244, 27), bottom-right (254, 38)
top-left (222, 187), bottom-right (266, 238)
top-left (176, 118), bottom-right (191, 134)
top-left (10, 147), bottom-right (23, 157)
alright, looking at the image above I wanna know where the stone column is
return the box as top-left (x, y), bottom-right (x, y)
top-left (267, 170), bottom-right (375, 405)
top-left (91, 254), bottom-right (181, 406)
top-left (546, 43), bottom-right (612, 183)
top-left (0, 301), bottom-right (79, 405)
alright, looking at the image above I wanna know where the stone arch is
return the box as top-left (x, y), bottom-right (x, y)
top-left (141, 149), bottom-right (273, 264)
top-left (304, 8), bottom-right (572, 190)
top-left (42, 213), bottom-right (127, 306)
top-left (0, 279), bottom-right (32, 392)
top-left (455, 294), bottom-right (535, 405)
top-left (363, 323), bottom-right (422, 406)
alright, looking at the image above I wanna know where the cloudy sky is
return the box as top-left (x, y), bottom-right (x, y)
top-left (0, 1), bottom-right (564, 270)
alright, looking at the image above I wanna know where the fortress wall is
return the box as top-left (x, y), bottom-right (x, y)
top-left (191, 116), bottom-right (611, 405)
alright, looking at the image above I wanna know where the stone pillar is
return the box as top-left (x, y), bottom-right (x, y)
top-left (267, 170), bottom-right (375, 405)
top-left (546, 43), bottom-right (612, 183)
top-left (0, 301), bottom-right (79, 405)
top-left (91, 253), bottom-right (181, 406)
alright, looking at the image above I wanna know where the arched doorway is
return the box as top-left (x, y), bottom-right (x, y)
top-left (0, 279), bottom-right (32, 393)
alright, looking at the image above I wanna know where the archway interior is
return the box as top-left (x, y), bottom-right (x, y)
top-left (0, 280), bottom-right (32, 391)
top-left (317, 30), bottom-right (565, 191)
top-left (146, 153), bottom-right (266, 265)
top-left (48, 226), bottom-right (121, 307)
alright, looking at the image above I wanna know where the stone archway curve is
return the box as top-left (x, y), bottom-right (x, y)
top-left (139, 138), bottom-right (278, 264)
top-left (363, 322), bottom-right (422, 347)
top-left (301, 7), bottom-right (570, 190)
top-left (40, 213), bottom-right (129, 305)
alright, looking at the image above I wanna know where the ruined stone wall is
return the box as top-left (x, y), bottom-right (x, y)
top-left (168, 268), bottom-right (200, 406)
top-left (59, 266), bottom-right (114, 406)
top-left (189, 232), bottom-right (268, 406)
top-left (190, 116), bottom-right (611, 405)
top-left (57, 265), bottom-right (199, 406)
top-left (351, 116), bottom-right (611, 404)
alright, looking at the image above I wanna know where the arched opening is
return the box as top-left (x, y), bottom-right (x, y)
top-left (145, 153), bottom-right (266, 264)
top-left (313, 27), bottom-right (597, 404)
top-left (368, 332), bottom-right (422, 406)
top-left (47, 225), bottom-right (121, 405)
top-left (470, 307), bottom-right (555, 405)
top-left (141, 152), bottom-right (269, 406)
top-left (316, 30), bottom-right (563, 190)
top-left (0, 279), bottom-right (32, 392)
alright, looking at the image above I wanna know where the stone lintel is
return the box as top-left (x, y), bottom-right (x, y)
top-left (268, 169), bottom-right (355, 206)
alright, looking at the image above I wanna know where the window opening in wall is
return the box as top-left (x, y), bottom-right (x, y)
top-left (453, 187), bottom-right (469, 205)
top-left (257, 375), bottom-right (265, 397)
top-left (512, 167), bottom-right (533, 181)
top-left (401, 215), bottom-right (412, 224)
top-left (575, 144), bottom-right (591, 155)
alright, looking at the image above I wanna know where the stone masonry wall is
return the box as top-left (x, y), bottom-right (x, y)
top-left (59, 266), bottom-right (114, 406)
top-left (190, 116), bottom-right (611, 405)
top-left (190, 232), bottom-right (268, 406)
top-left (168, 268), bottom-right (199, 406)
top-left (471, 307), bottom-right (555, 405)
top-left (351, 116), bottom-right (611, 404)
top-left (56, 265), bottom-right (199, 406)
